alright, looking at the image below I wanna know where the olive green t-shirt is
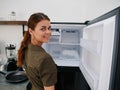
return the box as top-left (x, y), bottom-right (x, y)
top-left (23, 44), bottom-right (57, 90)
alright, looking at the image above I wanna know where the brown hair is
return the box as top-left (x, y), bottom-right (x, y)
top-left (17, 12), bottom-right (50, 67)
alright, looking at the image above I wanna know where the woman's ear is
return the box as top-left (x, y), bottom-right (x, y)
top-left (28, 28), bottom-right (33, 35)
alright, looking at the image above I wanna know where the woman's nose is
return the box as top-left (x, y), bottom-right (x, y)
top-left (46, 29), bottom-right (51, 34)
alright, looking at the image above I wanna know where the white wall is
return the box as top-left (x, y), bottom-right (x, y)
top-left (84, 0), bottom-right (120, 20)
top-left (0, 0), bottom-right (86, 22)
top-left (0, 0), bottom-right (119, 22)
top-left (0, 25), bottom-right (23, 50)
top-left (0, 0), bottom-right (120, 50)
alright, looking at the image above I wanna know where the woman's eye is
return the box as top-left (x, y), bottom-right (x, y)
top-left (40, 26), bottom-right (51, 31)
top-left (48, 27), bottom-right (51, 30)
top-left (40, 28), bottom-right (46, 31)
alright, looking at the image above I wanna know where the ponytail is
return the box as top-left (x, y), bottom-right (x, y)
top-left (17, 30), bottom-right (30, 67)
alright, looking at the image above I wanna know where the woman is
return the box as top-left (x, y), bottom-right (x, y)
top-left (17, 12), bottom-right (57, 90)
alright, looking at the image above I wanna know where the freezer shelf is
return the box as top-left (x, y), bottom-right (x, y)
top-left (60, 29), bottom-right (80, 44)
top-left (79, 45), bottom-right (101, 90)
top-left (54, 59), bottom-right (79, 67)
top-left (46, 44), bottom-right (80, 60)
top-left (49, 35), bottom-right (60, 43)
top-left (79, 61), bottom-right (98, 90)
top-left (80, 39), bottom-right (102, 56)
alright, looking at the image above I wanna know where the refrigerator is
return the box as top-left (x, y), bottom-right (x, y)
top-left (43, 6), bottom-right (120, 90)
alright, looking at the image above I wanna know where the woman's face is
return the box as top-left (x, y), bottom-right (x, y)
top-left (29, 20), bottom-right (51, 45)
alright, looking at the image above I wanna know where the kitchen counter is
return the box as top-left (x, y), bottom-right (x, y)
top-left (0, 73), bottom-right (28, 90)
top-left (0, 70), bottom-right (28, 90)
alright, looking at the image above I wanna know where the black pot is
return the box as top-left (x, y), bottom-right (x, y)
top-left (0, 69), bottom-right (28, 83)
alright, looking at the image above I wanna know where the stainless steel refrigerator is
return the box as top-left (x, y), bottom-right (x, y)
top-left (43, 6), bottom-right (120, 90)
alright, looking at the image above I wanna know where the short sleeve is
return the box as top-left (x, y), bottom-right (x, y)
top-left (39, 55), bottom-right (57, 86)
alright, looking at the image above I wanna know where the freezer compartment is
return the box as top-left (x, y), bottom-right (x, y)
top-left (46, 44), bottom-right (61, 59)
top-left (49, 35), bottom-right (60, 43)
top-left (49, 28), bottom-right (82, 44)
top-left (61, 29), bottom-right (81, 44)
top-left (49, 28), bottom-right (60, 43)
top-left (46, 44), bottom-right (80, 60)
top-left (43, 24), bottom-right (85, 67)
top-left (61, 45), bottom-right (80, 60)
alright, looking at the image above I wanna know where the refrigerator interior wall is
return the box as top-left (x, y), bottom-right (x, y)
top-left (43, 24), bottom-right (85, 67)
top-left (79, 16), bottom-right (116, 90)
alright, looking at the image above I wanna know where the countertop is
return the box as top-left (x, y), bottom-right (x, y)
top-left (0, 73), bottom-right (28, 90)
top-left (0, 65), bottom-right (29, 90)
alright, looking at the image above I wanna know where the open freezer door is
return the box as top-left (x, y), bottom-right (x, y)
top-left (79, 16), bottom-right (116, 90)
top-left (43, 23), bottom-right (85, 67)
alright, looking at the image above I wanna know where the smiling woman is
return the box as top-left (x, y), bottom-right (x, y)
top-left (17, 12), bottom-right (57, 90)
top-left (29, 20), bottom-right (51, 46)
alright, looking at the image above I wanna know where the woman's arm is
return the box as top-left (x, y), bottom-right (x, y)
top-left (44, 85), bottom-right (55, 90)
